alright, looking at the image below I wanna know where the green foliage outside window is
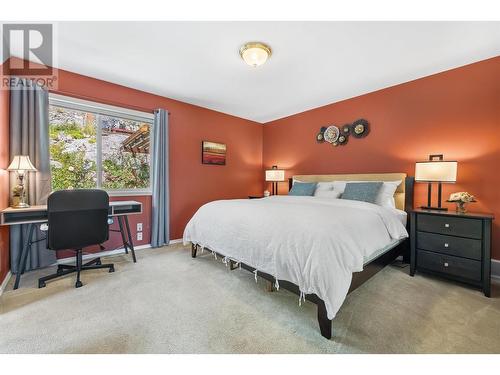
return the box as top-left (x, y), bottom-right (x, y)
top-left (49, 122), bottom-right (96, 140)
top-left (50, 142), bottom-right (96, 190)
top-left (49, 107), bottom-right (150, 191)
top-left (102, 154), bottom-right (150, 189)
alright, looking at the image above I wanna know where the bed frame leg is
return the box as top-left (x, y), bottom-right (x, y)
top-left (317, 299), bottom-right (332, 339)
top-left (265, 280), bottom-right (274, 292)
top-left (191, 243), bottom-right (197, 258)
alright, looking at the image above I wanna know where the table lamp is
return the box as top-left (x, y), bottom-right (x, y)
top-left (8, 155), bottom-right (37, 208)
top-left (415, 154), bottom-right (457, 211)
top-left (265, 165), bottom-right (285, 195)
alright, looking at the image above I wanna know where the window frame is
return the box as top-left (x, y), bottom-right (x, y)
top-left (48, 93), bottom-right (154, 196)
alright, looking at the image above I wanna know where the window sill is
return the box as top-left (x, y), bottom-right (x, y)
top-left (107, 190), bottom-right (152, 197)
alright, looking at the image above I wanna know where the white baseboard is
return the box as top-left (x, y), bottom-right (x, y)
top-left (491, 259), bottom-right (500, 280)
top-left (56, 244), bottom-right (152, 265)
top-left (0, 271), bottom-right (12, 297)
top-left (56, 239), bottom-right (183, 265)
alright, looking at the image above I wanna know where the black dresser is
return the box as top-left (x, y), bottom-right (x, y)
top-left (410, 208), bottom-right (494, 297)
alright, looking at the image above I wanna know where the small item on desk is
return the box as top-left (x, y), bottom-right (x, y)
top-left (447, 192), bottom-right (476, 213)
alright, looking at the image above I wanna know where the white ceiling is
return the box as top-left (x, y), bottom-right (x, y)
top-left (11, 22), bottom-right (500, 122)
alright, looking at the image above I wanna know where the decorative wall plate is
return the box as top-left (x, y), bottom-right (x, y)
top-left (323, 125), bottom-right (340, 143)
top-left (315, 119), bottom-right (369, 148)
top-left (351, 119), bottom-right (370, 138)
top-left (337, 134), bottom-right (348, 145)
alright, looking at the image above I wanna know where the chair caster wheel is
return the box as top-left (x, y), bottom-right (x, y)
top-left (75, 281), bottom-right (83, 288)
top-left (109, 266), bottom-right (115, 273)
top-left (38, 281), bottom-right (46, 288)
top-left (96, 259), bottom-right (102, 266)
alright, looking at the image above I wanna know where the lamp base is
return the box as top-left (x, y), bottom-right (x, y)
top-left (11, 202), bottom-right (30, 209)
top-left (420, 206), bottom-right (448, 211)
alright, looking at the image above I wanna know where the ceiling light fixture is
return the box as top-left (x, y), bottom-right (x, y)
top-left (239, 42), bottom-right (272, 67)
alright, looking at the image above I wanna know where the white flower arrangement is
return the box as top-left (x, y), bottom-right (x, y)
top-left (448, 192), bottom-right (475, 203)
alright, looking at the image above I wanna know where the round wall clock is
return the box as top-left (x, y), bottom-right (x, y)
top-left (323, 125), bottom-right (340, 143)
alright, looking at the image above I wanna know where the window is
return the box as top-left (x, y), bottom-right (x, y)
top-left (48, 94), bottom-right (154, 195)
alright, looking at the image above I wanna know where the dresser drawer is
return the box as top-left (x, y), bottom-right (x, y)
top-left (417, 214), bottom-right (482, 239)
top-left (416, 231), bottom-right (482, 260)
top-left (416, 249), bottom-right (481, 282)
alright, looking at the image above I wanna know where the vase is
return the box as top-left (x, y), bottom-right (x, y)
top-left (456, 201), bottom-right (468, 213)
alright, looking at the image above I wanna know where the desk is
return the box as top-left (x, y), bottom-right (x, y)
top-left (1, 200), bottom-right (143, 289)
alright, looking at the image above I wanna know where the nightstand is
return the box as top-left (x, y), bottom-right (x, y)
top-left (410, 209), bottom-right (494, 297)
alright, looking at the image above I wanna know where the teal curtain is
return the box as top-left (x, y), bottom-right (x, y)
top-left (9, 78), bottom-right (55, 273)
top-left (151, 109), bottom-right (169, 247)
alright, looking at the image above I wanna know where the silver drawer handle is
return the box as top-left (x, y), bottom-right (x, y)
top-left (444, 243), bottom-right (449, 248)
top-left (444, 262), bottom-right (449, 267)
top-left (444, 223), bottom-right (450, 228)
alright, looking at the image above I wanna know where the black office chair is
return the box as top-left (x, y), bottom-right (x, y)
top-left (38, 189), bottom-right (115, 289)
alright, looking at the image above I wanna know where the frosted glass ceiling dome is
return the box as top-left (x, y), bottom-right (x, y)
top-left (239, 42), bottom-right (272, 67)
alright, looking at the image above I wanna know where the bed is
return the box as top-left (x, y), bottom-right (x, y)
top-left (183, 173), bottom-right (414, 339)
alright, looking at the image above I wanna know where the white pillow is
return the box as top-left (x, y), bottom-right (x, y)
top-left (378, 181), bottom-right (401, 208)
top-left (333, 180), bottom-right (401, 208)
top-left (313, 181), bottom-right (335, 194)
top-left (314, 190), bottom-right (341, 199)
top-left (332, 180), bottom-right (348, 193)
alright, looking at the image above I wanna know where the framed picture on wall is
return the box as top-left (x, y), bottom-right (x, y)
top-left (202, 141), bottom-right (226, 165)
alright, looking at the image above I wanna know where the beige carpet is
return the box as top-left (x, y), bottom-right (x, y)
top-left (0, 244), bottom-right (499, 354)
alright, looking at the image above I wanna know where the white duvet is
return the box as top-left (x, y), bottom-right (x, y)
top-left (183, 196), bottom-right (408, 319)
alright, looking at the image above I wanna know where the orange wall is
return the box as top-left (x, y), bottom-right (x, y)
top-left (263, 56), bottom-right (500, 259)
top-left (0, 63), bottom-right (10, 283)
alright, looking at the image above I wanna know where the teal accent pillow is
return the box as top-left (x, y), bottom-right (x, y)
top-left (289, 182), bottom-right (317, 196)
top-left (341, 182), bottom-right (383, 203)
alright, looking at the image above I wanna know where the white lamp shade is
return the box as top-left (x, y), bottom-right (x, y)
top-left (265, 169), bottom-right (285, 182)
top-left (7, 155), bottom-right (37, 172)
top-left (415, 161), bottom-right (457, 183)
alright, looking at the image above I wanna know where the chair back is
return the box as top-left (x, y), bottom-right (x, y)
top-left (47, 189), bottom-right (109, 250)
